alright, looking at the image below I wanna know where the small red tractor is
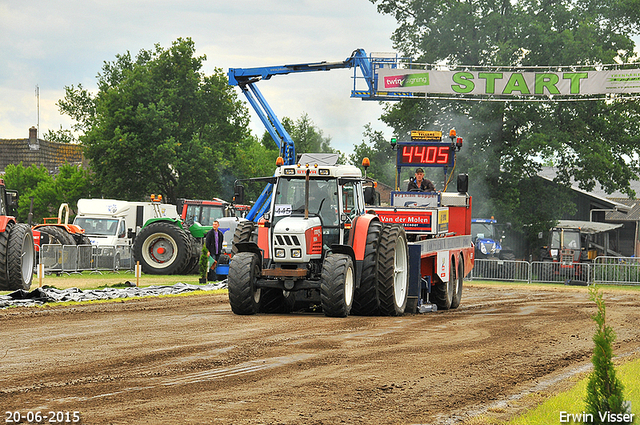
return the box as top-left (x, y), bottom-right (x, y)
top-left (0, 179), bottom-right (36, 291)
top-left (539, 220), bottom-right (623, 283)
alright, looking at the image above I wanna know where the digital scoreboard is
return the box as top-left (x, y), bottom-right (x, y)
top-left (396, 130), bottom-right (455, 168)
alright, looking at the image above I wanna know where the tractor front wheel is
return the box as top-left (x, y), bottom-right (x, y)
top-left (231, 221), bottom-right (256, 255)
top-left (320, 253), bottom-right (355, 317)
top-left (228, 252), bottom-right (262, 315)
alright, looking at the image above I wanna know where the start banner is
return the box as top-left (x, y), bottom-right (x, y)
top-left (376, 68), bottom-right (640, 97)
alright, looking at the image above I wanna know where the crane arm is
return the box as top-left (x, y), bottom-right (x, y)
top-left (227, 49), bottom-right (409, 221)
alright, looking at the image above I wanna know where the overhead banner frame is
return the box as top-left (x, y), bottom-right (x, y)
top-left (373, 66), bottom-right (640, 101)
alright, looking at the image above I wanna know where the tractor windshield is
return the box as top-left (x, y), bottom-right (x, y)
top-left (273, 178), bottom-right (339, 226)
top-left (550, 230), bottom-right (580, 249)
top-left (186, 204), bottom-right (226, 226)
top-left (471, 222), bottom-right (496, 240)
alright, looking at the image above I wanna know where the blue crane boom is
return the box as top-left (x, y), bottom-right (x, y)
top-left (228, 49), bottom-right (411, 221)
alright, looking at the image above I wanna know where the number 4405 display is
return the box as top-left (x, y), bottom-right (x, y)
top-left (398, 143), bottom-right (454, 167)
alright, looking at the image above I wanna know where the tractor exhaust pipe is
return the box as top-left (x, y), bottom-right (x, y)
top-left (28, 196), bottom-right (34, 226)
top-left (304, 168), bottom-right (310, 220)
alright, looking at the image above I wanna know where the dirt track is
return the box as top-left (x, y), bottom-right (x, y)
top-left (1, 283), bottom-right (639, 425)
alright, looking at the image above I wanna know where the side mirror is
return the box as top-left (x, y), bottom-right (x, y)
top-left (457, 174), bottom-right (469, 193)
top-left (363, 187), bottom-right (379, 206)
top-left (233, 182), bottom-right (245, 205)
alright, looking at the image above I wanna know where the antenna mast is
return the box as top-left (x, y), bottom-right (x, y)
top-left (35, 84), bottom-right (39, 138)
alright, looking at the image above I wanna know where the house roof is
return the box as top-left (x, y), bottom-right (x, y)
top-left (0, 137), bottom-right (84, 174)
top-left (605, 198), bottom-right (640, 222)
top-left (537, 167), bottom-right (640, 222)
top-left (538, 166), bottom-right (640, 200)
top-left (537, 168), bottom-right (631, 210)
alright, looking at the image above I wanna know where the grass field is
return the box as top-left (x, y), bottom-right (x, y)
top-left (505, 359), bottom-right (639, 425)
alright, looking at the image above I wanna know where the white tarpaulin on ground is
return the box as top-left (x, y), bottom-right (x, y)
top-left (376, 68), bottom-right (640, 97)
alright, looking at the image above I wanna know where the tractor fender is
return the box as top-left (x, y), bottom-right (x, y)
top-left (347, 214), bottom-right (379, 261)
top-left (233, 241), bottom-right (263, 264)
top-left (143, 217), bottom-right (183, 229)
top-left (0, 216), bottom-right (16, 232)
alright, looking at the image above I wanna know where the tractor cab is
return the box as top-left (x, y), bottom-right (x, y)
top-left (541, 220), bottom-right (623, 264)
top-left (267, 153), bottom-right (365, 262)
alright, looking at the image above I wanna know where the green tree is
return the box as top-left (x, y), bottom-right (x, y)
top-left (585, 285), bottom-right (630, 425)
top-left (349, 123), bottom-right (396, 188)
top-left (2, 163), bottom-right (92, 223)
top-left (42, 126), bottom-right (78, 144)
top-left (370, 0), bottom-right (640, 254)
top-left (57, 38), bottom-right (254, 203)
top-left (260, 113), bottom-right (344, 162)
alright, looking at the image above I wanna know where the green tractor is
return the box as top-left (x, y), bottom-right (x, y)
top-left (132, 198), bottom-right (244, 275)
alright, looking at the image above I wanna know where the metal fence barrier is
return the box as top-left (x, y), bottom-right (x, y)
top-left (469, 257), bottom-right (640, 285)
top-left (592, 256), bottom-right (640, 285)
top-left (38, 244), bottom-right (134, 274)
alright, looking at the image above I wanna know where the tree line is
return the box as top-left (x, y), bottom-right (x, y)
top-left (6, 0), bottom-right (640, 257)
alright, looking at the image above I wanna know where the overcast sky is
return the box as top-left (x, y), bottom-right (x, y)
top-left (0, 0), bottom-right (399, 156)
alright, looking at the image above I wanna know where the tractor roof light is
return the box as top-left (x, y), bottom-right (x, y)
top-left (362, 157), bottom-right (370, 169)
top-left (276, 157), bottom-right (284, 166)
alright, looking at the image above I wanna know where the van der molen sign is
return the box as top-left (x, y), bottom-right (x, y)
top-left (376, 68), bottom-right (640, 96)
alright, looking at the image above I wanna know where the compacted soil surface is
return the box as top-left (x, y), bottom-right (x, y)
top-left (1, 283), bottom-right (639, 424)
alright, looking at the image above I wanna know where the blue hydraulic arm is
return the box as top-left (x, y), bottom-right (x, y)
top-left (228, 49), bottom-right (408, 221)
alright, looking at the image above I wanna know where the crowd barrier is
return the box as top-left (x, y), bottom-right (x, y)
top-left (469, 257), bottom-right (640, 285)
top-left (38, 244), bottom-right (134, 274)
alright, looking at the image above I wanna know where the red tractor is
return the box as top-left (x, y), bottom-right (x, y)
top-left (0, 179), bottom-right (36, 291)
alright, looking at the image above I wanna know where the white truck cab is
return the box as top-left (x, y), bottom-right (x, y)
top-left (73, 199), bottom-right (179, 247)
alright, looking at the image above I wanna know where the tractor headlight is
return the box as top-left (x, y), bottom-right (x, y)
top-left (291, 248), bottom-right (302, 258)
top-left (275, 248), bottom-right (285, 258)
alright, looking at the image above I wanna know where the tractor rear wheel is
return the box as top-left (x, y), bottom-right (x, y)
top-left (6, 223), bottom-right (36, 291)
top-left (228, 252), bottom-right (262, 315)
top-left (351, 220), bottom-right (382, 316)
top-left (432, 256), bottom-right (455, 310)
top-left (320, 253), bottom-right (355, 317)
top-left (0, 222), bottom-right (15, 290)
top-left (377, 224), bottom-right (409, 316)
top-left (132, 222), bottom-right (191, 274)
top-left (38, 225), bottom-right (75, 246)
